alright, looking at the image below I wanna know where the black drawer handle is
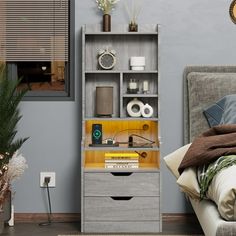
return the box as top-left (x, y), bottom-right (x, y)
top-left (110, 196), bottom-right (133, 201)
top-left (110, 172), bottom-right (133, 176)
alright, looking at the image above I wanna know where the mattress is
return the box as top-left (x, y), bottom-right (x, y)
top-left (190, 198), bottom-right (236, 236)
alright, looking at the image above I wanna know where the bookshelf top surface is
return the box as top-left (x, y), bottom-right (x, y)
top-left (83, 24), bottom-right (158, 35)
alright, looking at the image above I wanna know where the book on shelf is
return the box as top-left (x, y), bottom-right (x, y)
top-left (105, 152), bottom-right (139, 160)
top-left (104, 152), bottom-right (139, 169)
top-left (105, 163), bottom-right (139, 169)
top-left (105, 159), bottom-right (138, 163)
top-left (105, 153), bottom-right (139, 163)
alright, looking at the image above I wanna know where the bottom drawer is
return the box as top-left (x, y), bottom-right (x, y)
top-left (84, 196), bottom-right (159, 221)
top-left (84, 221), bottom-right (161, 233)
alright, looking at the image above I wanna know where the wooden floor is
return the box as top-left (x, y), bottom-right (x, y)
top-left (18, 81), bottom-right (64, 91)
top-left (1, 216), bottom-right (204, 236)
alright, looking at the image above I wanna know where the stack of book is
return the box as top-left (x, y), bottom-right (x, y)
top-left (104, 153), bottom-right (139, 169)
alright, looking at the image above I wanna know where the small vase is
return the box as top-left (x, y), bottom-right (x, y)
top-left (129, 22), bottom-right (138, 32)
top-left (103, 14), bottom-right (111, 32)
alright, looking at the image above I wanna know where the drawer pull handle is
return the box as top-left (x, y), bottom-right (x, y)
top-left (110, 196), bottom-right (133, 201)
top-left (110, 172), bottom-right (133, 176)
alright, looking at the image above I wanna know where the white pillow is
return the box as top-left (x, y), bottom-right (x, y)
top-left (164, 143), bottom-right (200, 200)
top-left (207, 165), bottom-right (236, 221)
top-left (164, 143), bottom-right (191, 178)
top-left (176, 167), bottom-right (200, 199)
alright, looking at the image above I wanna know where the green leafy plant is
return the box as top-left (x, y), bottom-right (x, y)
top-left (0, 65), bottom-right (28, 175)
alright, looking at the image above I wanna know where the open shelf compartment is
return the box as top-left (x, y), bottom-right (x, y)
top-left (84, 120), bottom-right (159, 149)
top-left (122, 73), bottom-right (158, 95)
top-left (85, 34), bottom-right (158, 71)
top-left (83, 150), bottom-right (160, 171)
top-left (84, 73), bottom-right (120, 118)
top-left (122, 97), bottom-right (158, 118)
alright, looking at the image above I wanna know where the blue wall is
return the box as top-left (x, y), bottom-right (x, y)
top-left (13, 0), bottom-right (236, 213)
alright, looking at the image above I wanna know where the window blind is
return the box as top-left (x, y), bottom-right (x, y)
top-left (0, 0), bottom-right (68, 62)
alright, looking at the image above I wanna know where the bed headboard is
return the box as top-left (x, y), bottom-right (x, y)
top-left (184, 66), bottom-right (236, 144)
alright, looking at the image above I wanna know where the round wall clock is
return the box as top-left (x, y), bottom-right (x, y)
top-left (230, 0), bottom-right (236, 24)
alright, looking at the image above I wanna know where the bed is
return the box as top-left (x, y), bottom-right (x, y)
top-left (183, 66), bottom-right (236, 236)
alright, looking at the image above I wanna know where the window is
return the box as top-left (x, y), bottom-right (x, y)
top-left (0, 0), bottom-right (74, 100)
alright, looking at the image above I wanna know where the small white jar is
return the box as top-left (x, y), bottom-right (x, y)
top-left (130, 57), bottom-right (145, 71)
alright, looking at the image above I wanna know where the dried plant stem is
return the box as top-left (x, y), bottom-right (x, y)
top-left (124, 0), bottom-right (142, 25)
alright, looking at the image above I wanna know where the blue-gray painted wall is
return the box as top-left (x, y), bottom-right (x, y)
top-left (13, 0), bottom-right (235, 213)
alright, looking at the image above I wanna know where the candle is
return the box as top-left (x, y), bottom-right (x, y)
top-left (143, 80), bottom-right (149, 93)
top-left (129, 79), bottom-right (138, 89)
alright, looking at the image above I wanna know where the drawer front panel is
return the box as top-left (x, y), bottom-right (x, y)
top-left (84, 196), bottom-right (160, 221)
top-left (84, 172), bottom-right (160, 196)
top-left (84, 221), bottom-right (161, 233)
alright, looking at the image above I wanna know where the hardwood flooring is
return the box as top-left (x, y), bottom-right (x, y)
top-left (1, 215), bottom-right (204, 236)
top-left (18, 81), bottom-right (64, 91)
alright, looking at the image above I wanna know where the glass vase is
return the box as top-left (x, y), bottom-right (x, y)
top-left (129, 22), bottom-right (138, 32)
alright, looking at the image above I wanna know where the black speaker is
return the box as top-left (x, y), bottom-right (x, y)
top-left (92, 124), bottom-right (102, 144)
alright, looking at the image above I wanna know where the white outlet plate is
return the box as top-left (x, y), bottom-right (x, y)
top-left (40, 172), bottom-right (56, 188)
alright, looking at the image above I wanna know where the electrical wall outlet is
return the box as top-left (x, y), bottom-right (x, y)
top-left (40, 172), bottom-right (56, 188)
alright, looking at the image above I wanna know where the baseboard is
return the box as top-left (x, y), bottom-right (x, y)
top-left (162, 213), bottom-right (198, 222)
top-left (14, 213), bottom-right (81, 223)
top-left (14, 213), bottom-right (195, 223)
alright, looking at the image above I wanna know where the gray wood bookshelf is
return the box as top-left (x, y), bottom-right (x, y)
top-left (81, 24), bottom-right (161, 233)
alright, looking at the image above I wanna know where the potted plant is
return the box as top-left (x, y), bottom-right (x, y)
top-left (96, 0), bottom-right (120, 32)
top-left (0, 64), bottom-right (28, 231)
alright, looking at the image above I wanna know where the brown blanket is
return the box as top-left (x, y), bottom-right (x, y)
top-left (178, 124), bottom-right (236, 174)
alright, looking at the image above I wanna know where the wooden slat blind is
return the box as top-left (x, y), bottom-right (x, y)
top-left (0, 0), bottom-right (68, 62)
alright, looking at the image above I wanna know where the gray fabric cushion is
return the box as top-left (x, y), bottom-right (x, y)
top-left (203, 94), bottom-right (236, 127)
top-left (221, 94), bottom-right (236, 124)
top-left (185, 71), bottom-right (236, 142)
top-left (203, 97), bottom-right (226, 127)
